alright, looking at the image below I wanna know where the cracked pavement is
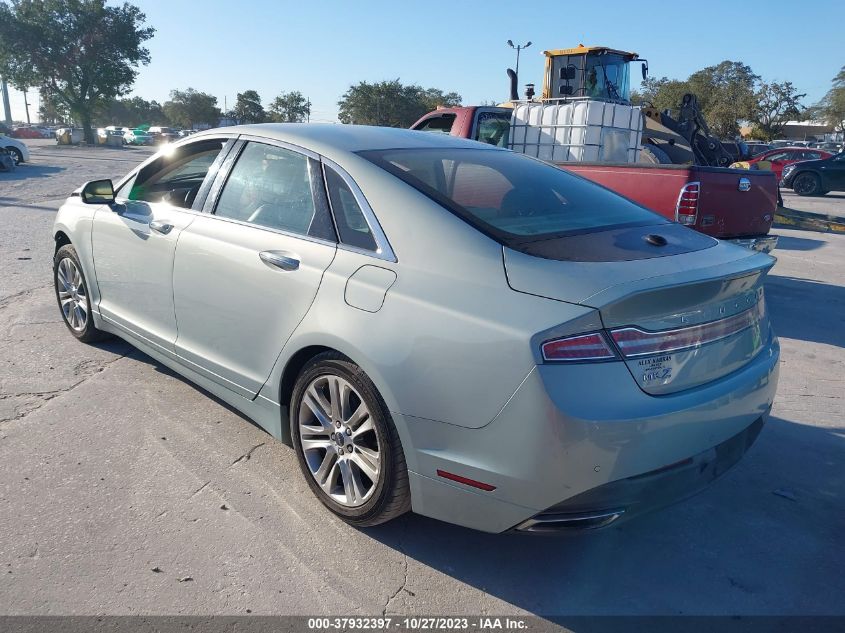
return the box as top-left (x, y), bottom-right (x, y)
top-left (0, 141), bottom-right (843, 617)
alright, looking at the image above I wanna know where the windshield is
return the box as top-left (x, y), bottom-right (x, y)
top-left (360, 147), bottom-right (664, 245)
top-left (585, 53), bottom-right (631, 101)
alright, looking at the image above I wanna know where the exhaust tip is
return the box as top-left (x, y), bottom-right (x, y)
top-left (515, 509), bottom-right (625, 533)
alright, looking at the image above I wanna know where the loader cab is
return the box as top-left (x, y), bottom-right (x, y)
top-left (542, 45), bottom-right (640, 103)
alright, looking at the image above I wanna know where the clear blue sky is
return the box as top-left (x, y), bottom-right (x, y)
top-left (8, 0), bottom-right (845, 123)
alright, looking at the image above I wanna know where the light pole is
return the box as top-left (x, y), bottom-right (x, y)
top-left (507, 40), bottom-right (532, 79)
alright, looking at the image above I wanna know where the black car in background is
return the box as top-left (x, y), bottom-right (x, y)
top-left (722, 140), bottom-right (751, 162)
top-left (745, 142), bottom-right (771, 158)
top-left (781, 152), bottom-right (845, 196)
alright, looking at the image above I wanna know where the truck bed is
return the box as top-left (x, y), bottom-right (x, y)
top-left (561, 162), bottom-right (778, 240)
top-left (411, 106), bottom-right (779, 245)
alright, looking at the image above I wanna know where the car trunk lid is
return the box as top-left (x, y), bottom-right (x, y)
top-left (505, 231), bottom-right (775, 395)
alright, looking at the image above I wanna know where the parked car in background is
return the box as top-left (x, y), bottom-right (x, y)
top-left (124, 129), bottom-right (153, 146)
top-left (105, 126), bottom-right (130, 143)
top-left (769, 140), bottom-right (793, 149)
top-left (781, 152), bottom-right (845, 196)
top-left (148, 126), bottom-right (180, 143)
top-left (52, 124), bottom-right (780, 533)
top-left (721, 140), bottom-right (751, 162)
top-left (177, 129), bottom-right (196, 138)
top-left (745, 142), bottom-right (770, 157)
top-left (745, 147), bottom-right (833, 181)
top-left (0, 133), bottom-right (29, 164)
top-left (11, 126), bottom-right (44, 139)
top-left (96, 128), bottom-right (126, 144)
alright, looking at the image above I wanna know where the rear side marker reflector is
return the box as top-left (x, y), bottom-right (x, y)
top-left (610, 299), bottom-right (764, 358)
top-left (541, 332), bottom-right (616, 362)
top-left (436, 469), bottom-right (496, 491)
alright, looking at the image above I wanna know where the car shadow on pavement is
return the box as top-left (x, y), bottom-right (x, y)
top-left (766, 275), bottom-right (845, 348)
top-left (85, 332), bottom-right (842, 615)
top-left (0, 164), bottom-right (64, 181)
top-left (772, 235), bottom-right (827, 251)
top-left (363, 414), bottom-right (843, 616)
top-left (122, 345), bottom-right (273, 432)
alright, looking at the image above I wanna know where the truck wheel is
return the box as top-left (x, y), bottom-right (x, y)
top-left (639, 145), bottom-right (672, 164)
top-left (792, 172), bottom-right (821, 196)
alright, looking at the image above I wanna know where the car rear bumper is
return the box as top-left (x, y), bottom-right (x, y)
top-left (513, 415), bottom-right (764, 532)
top-left (726, 235), bottom-right (778, 253)
top-left (400, 331), bottom-right (779, 533)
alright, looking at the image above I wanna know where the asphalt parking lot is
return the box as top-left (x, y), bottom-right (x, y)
top-left (1, 139), bottom-right (843, 618)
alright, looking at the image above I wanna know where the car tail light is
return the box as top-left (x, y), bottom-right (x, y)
top-left (610, 299), bottom-right (764, 358)
top-left (541, 332), bottom-right (617, 362)
top-left (675, 181), bottom-right (700, 226)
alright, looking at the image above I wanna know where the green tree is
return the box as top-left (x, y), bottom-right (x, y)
top-left (812, 66), bottom-right (845, 140)
top-left (99, 96), bottom-right (168, 127)
top-left (163, 88), bottom-right (220, 129)
top-left (686, 61), bottom-right (759, 138)
top-left (635, 76), bottom-right (691, 113)
top-left (37, 87), bottom-right (71, 124)
top-left (268, 91), bottom-right (310, 123)
top-left (749, 81), bottom-right (805, 141)
top-left (233, 89), bottom-right (265, 123)
top-left (0, 0), bottom-right (154, 144)
top-left (338, 79), bottom-right (461, 127)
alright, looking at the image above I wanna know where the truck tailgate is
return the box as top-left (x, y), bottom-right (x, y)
top-left (561, 163), bottom-right (777, 239)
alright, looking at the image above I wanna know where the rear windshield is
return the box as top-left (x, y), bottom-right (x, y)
top-left (359, 148), bottom-right (664, 245)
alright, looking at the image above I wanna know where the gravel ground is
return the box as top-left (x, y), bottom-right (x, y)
top-left (0, 140), bottom-right (843, 618)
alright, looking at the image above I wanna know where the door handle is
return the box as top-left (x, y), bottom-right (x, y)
top-left (149, 220), bottom-right (174, 235)
top-left (259, 250), bottom-right (300, 272)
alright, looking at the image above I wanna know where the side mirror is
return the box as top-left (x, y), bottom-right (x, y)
top-left (641, 60), bottom-right (649, 81)
top-left (81, 179), bottom-right (115, 204)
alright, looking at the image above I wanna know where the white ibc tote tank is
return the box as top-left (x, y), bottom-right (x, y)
top-left (509, 101), bottom-right (643, 163)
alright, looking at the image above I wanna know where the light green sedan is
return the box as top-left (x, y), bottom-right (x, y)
top-left (51, 124), bottom-right (779, 533)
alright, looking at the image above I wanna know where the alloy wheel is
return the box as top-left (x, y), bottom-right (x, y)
top-left (297, 374), bottom-right (381, 507)
top-left (793, 173), bottom-right (818, 195)
top-left (56, 257), bottom-right (88, 332)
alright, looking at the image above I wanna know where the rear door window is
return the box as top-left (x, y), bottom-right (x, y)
top-left (324, 166), bottom-right (377, 251)
top-left (214, 142), bottom-right (335, 240)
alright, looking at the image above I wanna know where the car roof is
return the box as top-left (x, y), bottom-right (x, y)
top-left (766, 146), bottom-right (821, 152)
top-left (190, 123), bottom-right (499, 159)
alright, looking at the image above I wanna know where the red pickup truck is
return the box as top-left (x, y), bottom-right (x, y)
top-left (412, 106), bottom-right (778, 252)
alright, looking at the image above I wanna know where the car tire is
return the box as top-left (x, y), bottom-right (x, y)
top-left (792, 172), bottom-right (822, 196)
top-left (290, 351), bottom-right (411, 526)
top-left (7, 147), bottom-right (23, 165)
top-left (53, 244), bottom-right (111, 343)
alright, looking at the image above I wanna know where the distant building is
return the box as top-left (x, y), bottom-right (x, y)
top-left (780, 120), bottom-right (834, 141)
top-left (741, 119), bottom-right (837, 142)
